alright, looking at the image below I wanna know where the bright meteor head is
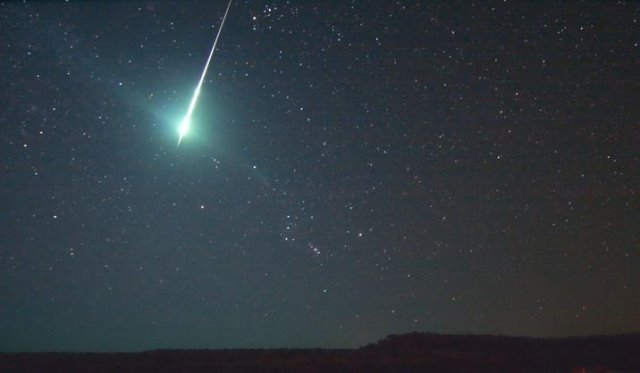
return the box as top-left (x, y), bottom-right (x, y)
top-left (177, 84), bottom-right (200, 146)
top-left (177, 116), bottom-right (191, 146)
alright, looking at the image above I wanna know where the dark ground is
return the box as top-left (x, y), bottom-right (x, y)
top-left (1, 333), bottom-right (639, 372)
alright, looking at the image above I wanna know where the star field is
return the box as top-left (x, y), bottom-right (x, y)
top-left (1, 1), bottom-right (639, 352)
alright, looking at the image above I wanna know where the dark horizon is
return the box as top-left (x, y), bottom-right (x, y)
top-left (1, 0), bottom-right (638, 353)
top-left (2, 332), bottom-right (639, 372)
top-left (3, 331), bottom-right (640, 354)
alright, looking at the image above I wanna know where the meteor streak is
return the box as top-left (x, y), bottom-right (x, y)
top-left (177, 0), bottom-right (233, 146)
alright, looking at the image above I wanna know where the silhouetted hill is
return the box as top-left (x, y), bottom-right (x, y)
top-left (359, 332), bottom-right (640, 371)
top-left (1, 332), bottom-right (639, 372)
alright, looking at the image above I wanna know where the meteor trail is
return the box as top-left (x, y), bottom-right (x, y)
top-left (177, 0), bottom-right (233, 146)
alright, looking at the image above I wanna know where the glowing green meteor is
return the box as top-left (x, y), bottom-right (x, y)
top-left (177, 0), bottom-right (233, 146)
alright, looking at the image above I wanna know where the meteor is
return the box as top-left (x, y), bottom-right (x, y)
top-left (177, 0), bottom-right (233, 146)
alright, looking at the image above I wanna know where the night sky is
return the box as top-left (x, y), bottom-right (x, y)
top-left (1, 1), bottom-right (639, 352)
